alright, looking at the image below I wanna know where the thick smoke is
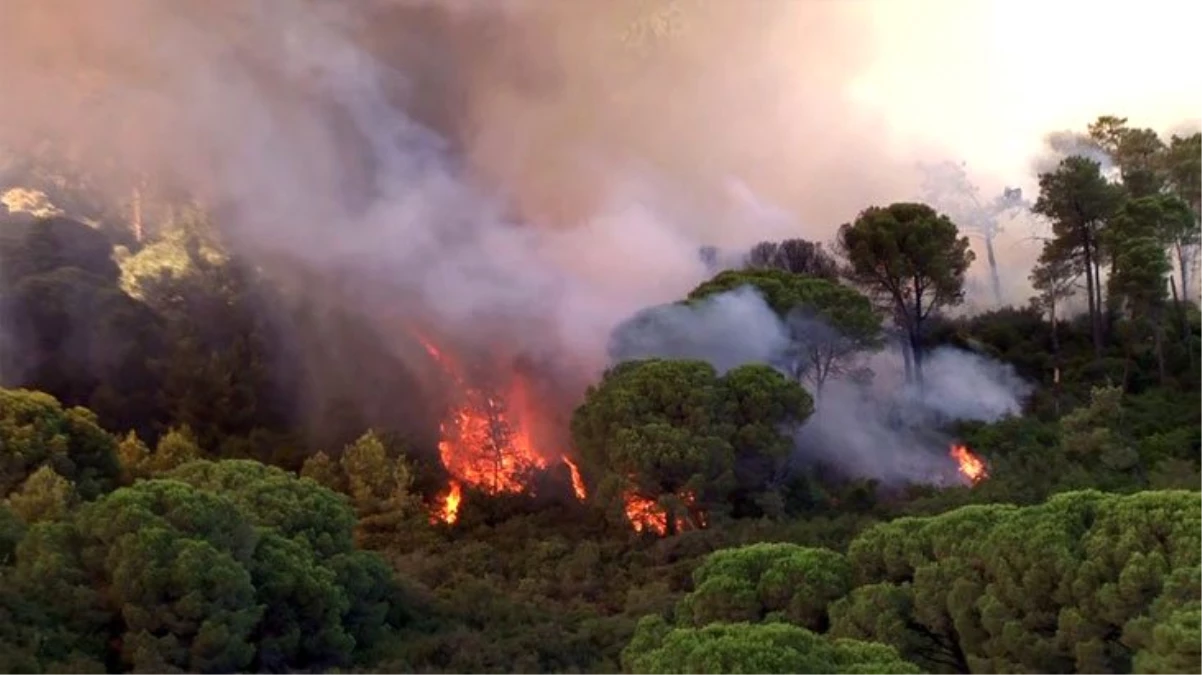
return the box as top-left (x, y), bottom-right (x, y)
top-left (0, 1), bottom-right (1189, 442)
top-left (611, 287), bottom-right (1033, 486)
top-left (0, 0), bottom-right (930, 438)
top-left (608, 287), bottom-right (790, 374)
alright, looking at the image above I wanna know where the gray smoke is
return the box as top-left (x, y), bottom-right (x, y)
top-left (0, 0), bottom-right (1041, 450)
top-left (0, 1), bottom-right (915, 385)
top-left (1031, 130), bottom-right (1116, 178)
top-left (609, 287), bottom-right (790, 373)
top-left (612, 287), bottom-right (1033, 486)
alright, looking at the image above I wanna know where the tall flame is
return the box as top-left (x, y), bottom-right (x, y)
top-left (433, 480), bottom-right (462, 525)
top-left (414, 331), bottom-right (585, 523)
top-left (950, 443), bottom-right (988, 484)
top-left (563, 455), bottom-right (588, 500)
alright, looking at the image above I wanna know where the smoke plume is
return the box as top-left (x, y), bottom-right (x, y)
top-left (0, 0), bottom-right (924, 431)
top-left (611, 287), bottom-right (1032, 485)
top-left (0, 0), bottom-right (1188, 441)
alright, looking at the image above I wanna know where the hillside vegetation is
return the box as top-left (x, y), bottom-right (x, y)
top-left (1, 116), bottom-right (1199, 673)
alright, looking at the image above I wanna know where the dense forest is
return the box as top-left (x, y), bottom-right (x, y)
top-left (1, 106), bottom-right (1199, 674)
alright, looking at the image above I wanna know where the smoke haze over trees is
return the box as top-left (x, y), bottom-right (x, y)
top-left (0, 1), bottom-right (1198, 673)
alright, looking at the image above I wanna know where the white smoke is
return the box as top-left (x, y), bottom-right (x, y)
top-left (611, 287), bottom-right (1033, 485)
top-left (608, 286), bottom-right (791, 374)
top-left (1030, 130), bottom-right (1116, 178)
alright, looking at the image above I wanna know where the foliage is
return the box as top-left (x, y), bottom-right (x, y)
top-left (572, 359), bottom-right (813, 525)
top-left (1, 112), bottom-right (1200, 675)
top-left (0, 462), bottom-right (406, 672)
top-left (674, 543), bottom-right (852, 632)
top-left (837, 202), bottom-right (974, 386)
top-left (300, 431), bottom-right (424, 548)
top-left (1034, 155), bottom-right (1126, 356)
top-left (4, 465), bottom-right (78, 524)
top-left (828, 490), bottom-right (1200, 673)
top-left (0, 388), bottom-right (120, 500)
top-left (622, 619), bottom-right (920, 674)
top-left (686, 269), bottom-right (883, 397)
top-left (743, 238), bottom-right (841, 281)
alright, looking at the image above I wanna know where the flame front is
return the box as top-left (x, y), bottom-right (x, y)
top-left (415, 331), bottom-right (585, 523)
top-left (623, 490), bottom-right (701, 536)
top-left (563, 456), bottom-right (588, 500)
top-left (433, 480), bottom-right (462, 525)
top-left (951, 443), bottom-right (988, 484)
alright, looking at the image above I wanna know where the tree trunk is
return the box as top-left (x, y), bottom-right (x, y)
top-left (1176, 241), bottom-right (1189, 301)
top-left (1170, 276), bottom-right (1194, 372)
top-left (1121, 335), bottom-right (1132, 391)
top-left (891, 301), bottom-right (913, 385)
top-left (1082, 237), bottom-right (1102, 357)
top-left (1048, 296), bottom-right (1063, 413)
top-left (1154, 321), bottom-right (1167, 386)
top-left (1049, 298), bottom-right (1061, 357)
top-left (910, 329), bottom-right (924, 390)
top-left (984, 234), bottom-right (1002, 306)
top-left (1094, 256), bottom-right (1107, 348)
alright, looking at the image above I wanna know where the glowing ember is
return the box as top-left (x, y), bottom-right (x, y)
top-left (624, 493), bottom-right (668, 535)
top-left (623, 490), bottom-right (701, 536)
top-left (950, 443), bottom-right (988, 484)
top-left (414, 330), bottom-right (583, 522)
top-left (432, 481), bottom-right (462, 525)
top-left (563, 456), bottom-right (588, 500)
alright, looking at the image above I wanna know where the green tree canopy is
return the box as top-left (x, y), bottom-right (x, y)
top-left (622, 617), bottom-right (919, 674)
top-left (1086, 116), bottom-right (1167, 198)
top-left (1106, 197), bottom-right (1179, 382)
top-left (686, 269), bottom-right (882, 398)
top-left (829, 489), bottom-right (1201, 673)
top-left (743, 238), bottom-right (841, 281)
top-left (0, 388), bottom-right (120, 500)
top-left (836, 202), bottom-right (974, 386)
top-left (1, 461), bottom-right (407, 672)
top-left (571, 359), bottom-right (813, 527)
top-left (1033, 156), bottom-right (1126, 357)
top-left (675, 542), bottom-right (852, 632)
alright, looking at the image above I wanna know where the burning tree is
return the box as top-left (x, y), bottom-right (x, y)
top-left (950, 443), bottom-right (988, 485)
top-left (571, 359), bottom-right (813, 536)
top-left (414, 331), bottom-right (582, 525)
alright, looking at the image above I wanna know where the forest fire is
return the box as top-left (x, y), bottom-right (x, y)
top-left (951, 443), bottom-right (989, 485)
top-left (434, 481), bottom-right (462, 524)
top-left (623, 490), bottom-right (702, 536)
top-left (563, 456), bottom-right (588, 500)
top-left (414, 332), bottom-right (584, 523)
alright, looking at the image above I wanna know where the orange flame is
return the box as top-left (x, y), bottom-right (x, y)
top-left (623, 490), bottom-right (702, 536)
top-left (432, 480), bottom-right (462, 525)
top-left (950, 443), bottom-right (988, 484)
top-left (624, 493), bottom-right (669, 535)
top-left (414, 331), bottom-right (584, 522)
top-left (563, 455), bottom-right (588, 500)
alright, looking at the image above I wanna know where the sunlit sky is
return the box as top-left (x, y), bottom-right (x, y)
top-left (845, 0), bottom-right (1201, 189)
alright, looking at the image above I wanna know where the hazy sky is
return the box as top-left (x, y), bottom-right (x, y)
top-left (0, 0), bottom-right (1197, 314)
top-left (849, 0), bottom-right (1200, 187)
